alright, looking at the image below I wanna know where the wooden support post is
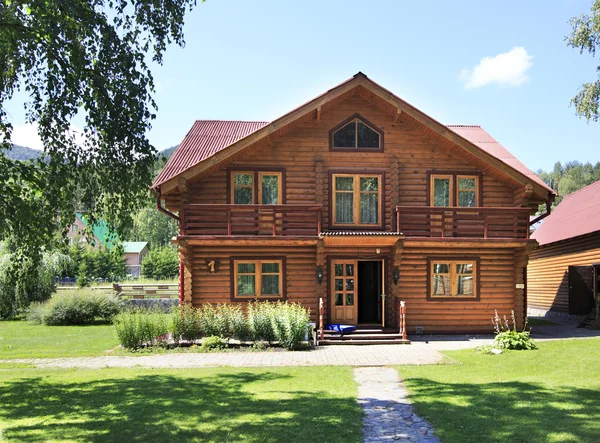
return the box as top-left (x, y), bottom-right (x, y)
top-left (319, 298), bottom-right (324, 342)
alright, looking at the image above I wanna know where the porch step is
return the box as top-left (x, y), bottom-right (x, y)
top-left (318, 327), bottom-right (410, 345)
top-left (319, 338), bottom-right (411, 346)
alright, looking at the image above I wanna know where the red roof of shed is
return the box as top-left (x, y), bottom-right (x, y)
top-left (532, 180), bottom-right (600, 246)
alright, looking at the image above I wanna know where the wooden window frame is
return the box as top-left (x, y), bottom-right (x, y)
top-left (230, 257), bottom-right (286, 301)
top-left (227, 168), bottom-right (285, 204)
top-left (427, 171), bottom-right (482, 207)
top-left (427, 257), bottom-right (480, 301)
top-left (329, 113), bottom-right (384, 152)
top-left (330, 172), bottom-right (384, 229)
top-left (457, 175), bottom-right (479, 208)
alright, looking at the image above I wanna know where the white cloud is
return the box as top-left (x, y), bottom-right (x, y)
top-left (460, 47), bottom-right (533, 89)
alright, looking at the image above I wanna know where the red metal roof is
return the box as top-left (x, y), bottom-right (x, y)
top-left (153, 120), bottom-right (268, 189)
top-left (153, 120), bottom-right (549, 195)
top-left (532, 180), bottom-right (600, 246)
top-left (447, 125), bottom-right (551, 192)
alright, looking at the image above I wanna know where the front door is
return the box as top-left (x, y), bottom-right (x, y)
top-left (330, 260), bottom-right (357, 325)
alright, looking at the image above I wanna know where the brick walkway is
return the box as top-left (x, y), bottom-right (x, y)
top-left (11, 344), bottom-right (444, 369)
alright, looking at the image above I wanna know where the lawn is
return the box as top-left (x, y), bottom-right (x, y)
top-left (0, 321), bottom-right (118, 359)
top-left (398, 338), bottom-right (600, 443)
top-left (527, 317), bottom-right (559, 326)
top-left (0, 366), bottom-right (362, 442)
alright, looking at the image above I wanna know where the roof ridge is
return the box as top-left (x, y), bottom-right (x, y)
top-left (195, 119), bottom-right (270, 124)
top-left (446, 124), bottom-right (481, 128)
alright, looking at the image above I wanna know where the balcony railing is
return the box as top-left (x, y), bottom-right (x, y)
top-left (396, 206), bottom-right (531, 239)
top-left (181, 204), bottom-right (322, 237)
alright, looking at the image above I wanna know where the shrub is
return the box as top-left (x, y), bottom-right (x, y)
top-left (247, 301), bottom-right (276, 342)
top-left (27, 290), bottom-right (123, 325)
top-left (170, 305), bottom-right (202, 344)
top-left (270, 302), bottom-right (310, 350)
top-left (201, 335), bottom-right (226, 350)
top-left (76, 244), bottom-right (126, 286)
top-left (492, 310), bottom-right (537, 350)
top-left (114, 308), bottom-right (169, 350)
top-left (141, 246), bottom-right (179, 280)
top-left (0, 242), bottom-right (67, 319)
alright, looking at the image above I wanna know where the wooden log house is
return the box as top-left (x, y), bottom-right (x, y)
top-left (528, 180), bottom-right (600, 319)
top-left (152, 73), bottom-right (556, 334)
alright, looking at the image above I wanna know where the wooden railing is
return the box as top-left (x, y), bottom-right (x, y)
top-left (181, 204), bottom-right (322, 237)
top-left (396, 206), bottom-right (531, 239)
top-left (396, 299), bottom-right (407, 340)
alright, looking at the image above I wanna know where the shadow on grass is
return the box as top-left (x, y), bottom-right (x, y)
top-left (405, 378), bottom-right (600, 443)
top-left (0, 371), bottom-right (362, 442)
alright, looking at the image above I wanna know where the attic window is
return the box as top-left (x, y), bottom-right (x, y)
top-left (330, 114), bottom-right (383, 151)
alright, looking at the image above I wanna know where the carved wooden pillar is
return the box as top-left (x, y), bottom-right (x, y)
top-left (179, 240), bottom-right (193, 305)
top-left (316, 238), bottom-right (325, 322)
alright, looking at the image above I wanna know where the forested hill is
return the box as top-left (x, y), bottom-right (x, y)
top-left (537, 161), bottom-right (600, 205)
top-left (3, 144), bottom-right (44, 161)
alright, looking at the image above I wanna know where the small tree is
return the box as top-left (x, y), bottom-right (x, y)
top-left (141, 246), bottom-right (179, 280)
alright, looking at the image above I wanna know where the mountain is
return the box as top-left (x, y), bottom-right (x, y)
top-left (2, 144), bottom-right (44, 161)
top-left (160, 145), bottom-right (178, 160)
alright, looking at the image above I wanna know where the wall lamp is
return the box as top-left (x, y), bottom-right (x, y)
top-left (393, 266), bottom-right (400, 285)
top-left (316, 266), bottom-right (324, 284)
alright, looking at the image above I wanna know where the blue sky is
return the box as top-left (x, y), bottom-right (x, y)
top-left (7, 0), bottom-right (600, 172)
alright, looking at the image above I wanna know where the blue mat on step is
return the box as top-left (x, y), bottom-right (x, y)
top-left (326, 324), bottom-right (357, 334)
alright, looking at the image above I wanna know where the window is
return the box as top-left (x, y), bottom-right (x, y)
top-left (430, 173), bottom-right (480, 207)
top-left (330, 115), bottom-right (383, 150)
top-left (230, 171), bottom-right (282, 205)
top-left (332, 174), bottom-right (382, 226)
top-left (233, 259), bottom-right (284, 298)
top-left (72, 225), bottom-right (78, 232)
top-left (429, 258), bottom-right (478, 299)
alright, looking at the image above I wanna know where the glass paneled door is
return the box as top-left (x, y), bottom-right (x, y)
top-left (257, 172), bottom-right (282, 234)
top-left (330, 260), bottom-right (358, 325)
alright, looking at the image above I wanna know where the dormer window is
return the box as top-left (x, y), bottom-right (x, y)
top-left (329, 114), bottom-right (383, 151)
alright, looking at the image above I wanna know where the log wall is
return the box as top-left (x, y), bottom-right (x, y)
top-left (528, 232), bottom-right (600, 312)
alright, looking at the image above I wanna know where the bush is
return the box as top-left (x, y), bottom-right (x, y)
top-left (270, 302), bottom-right (310, 350)
top-left (0, 242), bottom-right (67, 319)
top-left (170, 305), bottom-right (202, 344)
top-left (247, 301), bottom-right (276, 342)
top-left (114, 308), bottom-right (170, 350)
top-left (27, 290), bottom-right (123, 325)
top-left (77, 244), bottom-right (126, 286)
top-left (141, 246), bottom-right (179, 280)
top-left (201, 335), bottom-right (227, 350)
top-left (492, 310), bottom-right (537, 351)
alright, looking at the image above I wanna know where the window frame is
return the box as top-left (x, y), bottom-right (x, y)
top-left (427, 257), bottom-right (480, 301)
top-left (329, 113), bottom-right (384, 152)
top-left (330, 171), bottom-right (384, 229)
top-left (230, 257), bottom-right (286, 301)
top-left (427, 171), bottom-right (482, 207)
top-left (227, 168), bottom-right (285, 205)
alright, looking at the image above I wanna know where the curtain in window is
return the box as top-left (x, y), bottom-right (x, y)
top-left (359, 177), bottom-right (379, 223)
top-left (458, 178), bottom-right (476, 207)
top-left (433, 178), bottom-right (450, 206)
top-left (261, 175), bottom-right (279, 205)
top-left (233, 173), bottom-right (253, 204)
top-left (261, 262), bottom-right (280, 295)
top-left (236, 263), bottom-right (256, 295)
top-left (335, 177), bottom-right (354, 223)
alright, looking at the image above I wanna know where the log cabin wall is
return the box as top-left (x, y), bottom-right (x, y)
top-left (528, 231), bottom-right (600, 313)
top-left (184, 94), bottom-right (517, 222)
top-left (396, 243), bottom-right (521, 333)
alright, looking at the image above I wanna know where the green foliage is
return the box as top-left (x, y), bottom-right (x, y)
top-left (113, 308), bottom-right (170, 350)
top-left (0, 0), bottom-right (199, 270)
top-left (170, 305), bottom-right (202, 344)
top-left (0, 242), bottom-right (67, 319)
top-left (141, 246), bottom-right (179, 280)
top-left (126, 208), bottom-right (178, 249)
top-left (536, 160), bottom-right (600, 207)
top-left (567, 1), bottom-right (600, 121)
top-left (269, 302), bottom-right (311, 350)
top-left (77, 244), bottom-right (126, 285)
top-left (247, 301), bottom-right (276, 342)
top-left (201, 335), bottom-right (227, 350)
top-left (492, 310), bottom-right (537, 351)
top-left (27, 290), bottom-right (123, 326)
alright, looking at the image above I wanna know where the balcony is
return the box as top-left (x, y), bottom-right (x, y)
top-left (395, 206), bottom-right (531, 239)
top-left (180, 204), bottom-right (322, 237)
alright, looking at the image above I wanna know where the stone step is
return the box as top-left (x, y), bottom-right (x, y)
top-left (319, 339), bottom-right (411, 345)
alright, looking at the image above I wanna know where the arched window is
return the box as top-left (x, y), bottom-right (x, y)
top-left (330, 114), bottom-right (383, 151)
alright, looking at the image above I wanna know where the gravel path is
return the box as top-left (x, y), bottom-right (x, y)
top-left (355, 367), bottom-right (440, 442)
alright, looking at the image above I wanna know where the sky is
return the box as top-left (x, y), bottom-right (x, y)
top-left (6, 0), bottom-right (600, 172)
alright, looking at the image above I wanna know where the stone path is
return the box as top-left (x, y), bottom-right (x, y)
top-left (10, 344), bottom-right (444, 369)
top-left (355, 367), bottom-right (440, 442)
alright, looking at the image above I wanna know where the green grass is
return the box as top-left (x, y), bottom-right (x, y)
top-left (0, 366), bottom-right (362, 442)
top-left (0, 321), bottom-right (118, 359)
top-left (398, 338), bottom-right (600, 443)
top-left (527, 317), bottom-right (559, 326)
